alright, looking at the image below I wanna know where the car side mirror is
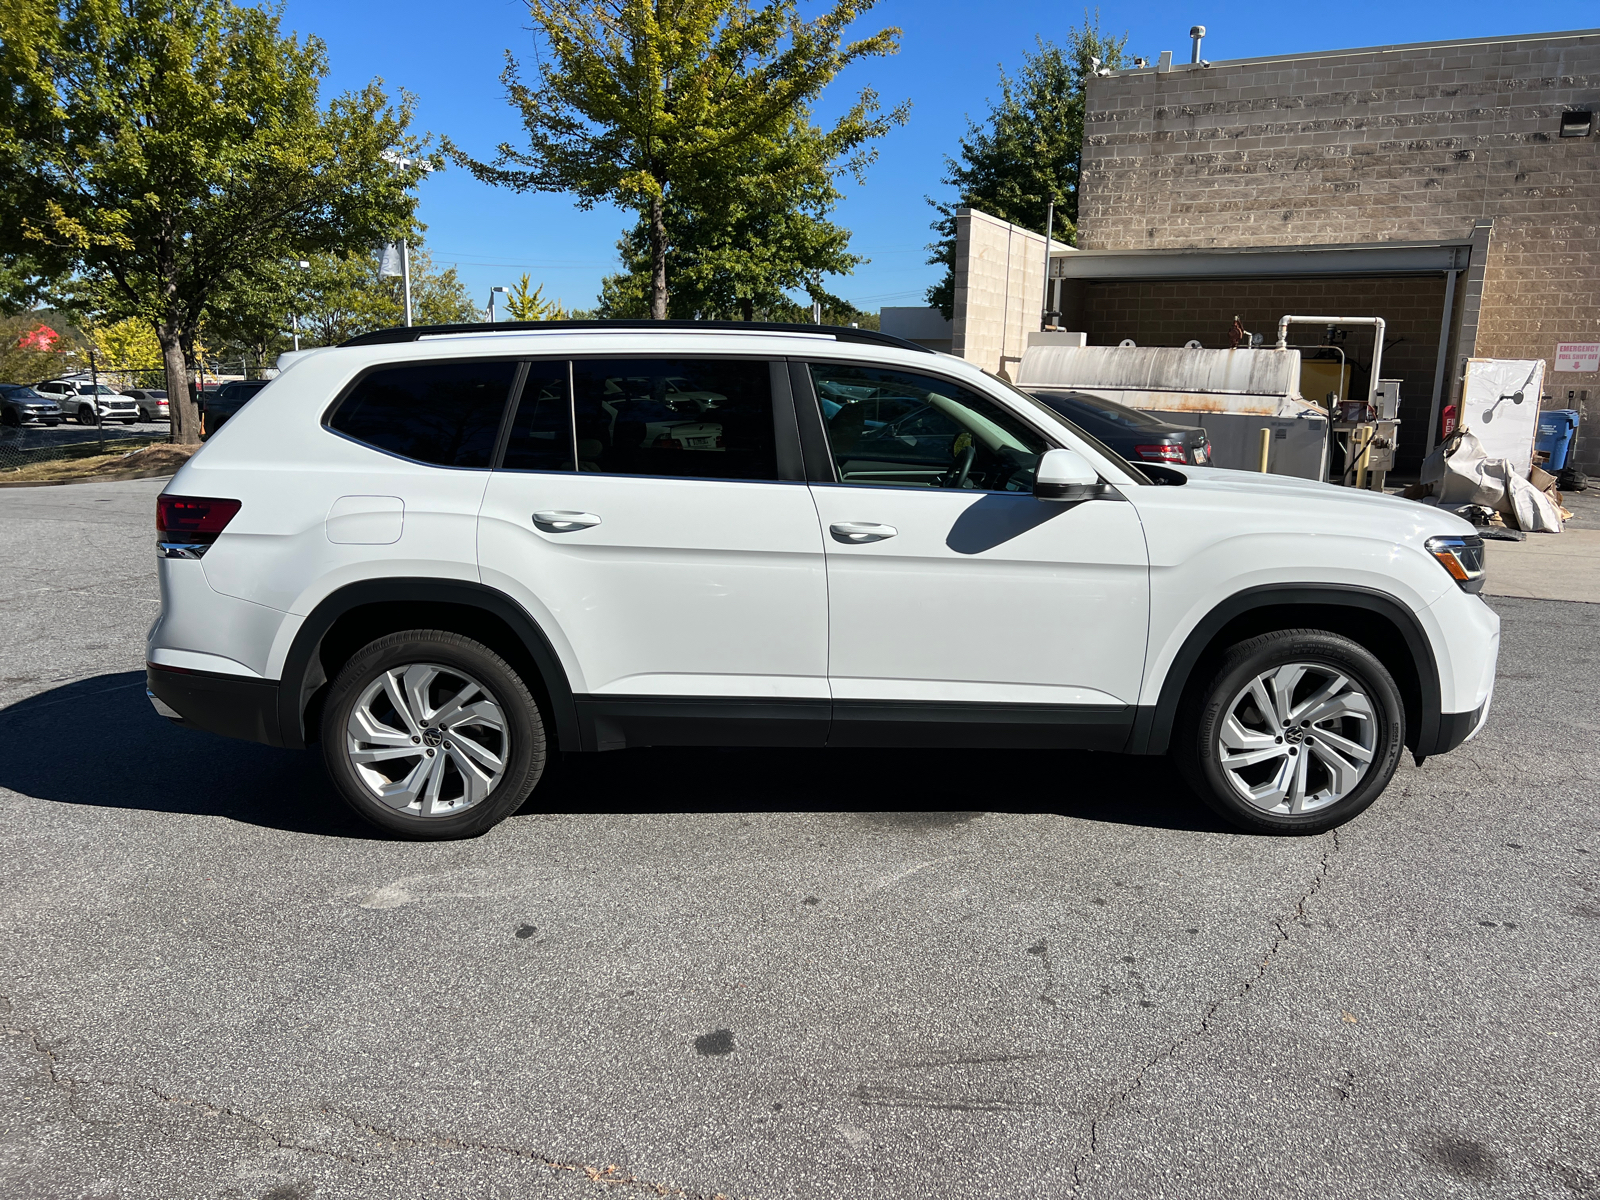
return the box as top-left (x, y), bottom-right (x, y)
top-left (1034, 448), bottom-right (1106, 501)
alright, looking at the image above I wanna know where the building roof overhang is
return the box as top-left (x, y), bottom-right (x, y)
top-left (1051, 238), bottom-right (1473, 281)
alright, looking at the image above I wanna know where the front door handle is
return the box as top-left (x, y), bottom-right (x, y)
top-left (532, 510), bottom-right (602, 533)
top-left (829, 521), bottom-right (898, 544)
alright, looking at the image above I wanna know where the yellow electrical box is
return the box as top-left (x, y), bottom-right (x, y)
top-left (1300, 359), bottom-right (1352, 412)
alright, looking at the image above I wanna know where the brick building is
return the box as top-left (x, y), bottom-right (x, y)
top-left (1055, 28), bottom-right (1599, 473)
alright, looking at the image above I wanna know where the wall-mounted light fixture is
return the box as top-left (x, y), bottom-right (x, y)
top-left (1560, 110), bottom-right (1593, 138)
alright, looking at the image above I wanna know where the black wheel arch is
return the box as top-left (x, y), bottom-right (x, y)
top-left (1127, 584), bottom-right (1442, 758)
top-left (276, 578), bottom-right (580, 752)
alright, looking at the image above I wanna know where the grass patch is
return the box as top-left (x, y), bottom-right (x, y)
top-left (0, 438), bottom-right (194, 482)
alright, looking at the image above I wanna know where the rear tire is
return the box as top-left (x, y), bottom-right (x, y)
top-left (1175, 629), bottom-right (1404, 835)
top-left (320, 630), bottom-right (546, 839)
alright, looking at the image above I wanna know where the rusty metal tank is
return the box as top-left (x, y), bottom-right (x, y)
top-left (1016, 342), bottom-right (1330, 479)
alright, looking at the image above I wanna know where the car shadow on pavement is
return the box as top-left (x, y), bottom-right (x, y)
top-left (0, 672), bottom-right (1231, 838)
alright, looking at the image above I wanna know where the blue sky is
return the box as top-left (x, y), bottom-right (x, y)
top-left (279, 0), bottom-right (1583, 314)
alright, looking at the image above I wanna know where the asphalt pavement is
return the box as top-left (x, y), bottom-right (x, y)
top-left (2, 478), bottom-right (1596, 1200)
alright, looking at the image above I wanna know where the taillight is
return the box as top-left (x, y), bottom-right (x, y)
top-left (1135, 443), bottom-right (1187, 463)
top-left (156, 495), bottom-right (240, 559)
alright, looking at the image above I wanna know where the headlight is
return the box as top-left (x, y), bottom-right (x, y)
top-left (1426, 535), bottom-right (1485, 594)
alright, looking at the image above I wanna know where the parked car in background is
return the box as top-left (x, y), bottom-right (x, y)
top-left (0, 384), bottom-right (64, 426)
top-left (1027, 388), bottom-right (1211, 466)
top-left (123, 388), bottom-right (169, 422)
top-left (33, 379), bottom-right (140, 425)
top-left (201, 379), bottom-right (269, 436)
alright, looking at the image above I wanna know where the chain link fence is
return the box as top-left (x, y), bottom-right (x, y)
top-left (2, 358), bottom-right (276, 479)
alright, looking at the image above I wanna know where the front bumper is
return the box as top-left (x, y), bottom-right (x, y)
top-left (146, 664), bottom-right (284, 747)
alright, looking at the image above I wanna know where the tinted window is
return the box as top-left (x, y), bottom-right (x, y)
top-left (501, 361), bottom-right (575, 472)
top-left (328, 360), bottom-right (517, 468)
top-left (810, 363), bottom-right (1049, 491)
top-left (573, 359), bottom-right (777, 481)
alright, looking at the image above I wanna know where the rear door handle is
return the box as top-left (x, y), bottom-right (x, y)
top-left (829, 521), bottom-right (898, 544)
top-left (532, 510), bottom-right (601, 533)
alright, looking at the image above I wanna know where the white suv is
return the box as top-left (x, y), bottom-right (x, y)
top-left (145, 322), bottom-right (1499, 839)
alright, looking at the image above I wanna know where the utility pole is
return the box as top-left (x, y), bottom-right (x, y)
top-left (489, 286), bottom-right (509, 323)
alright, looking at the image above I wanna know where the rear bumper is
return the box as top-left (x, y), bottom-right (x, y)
top-left (146, 664), bottom-right (284, 747)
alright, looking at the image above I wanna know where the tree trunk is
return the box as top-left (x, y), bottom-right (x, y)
top-left (649, 196), bottom-right (668, 320)
top-left (740, 297), bottom-right (754, 322)
top-left (159, 323), bottom-right (199, 446)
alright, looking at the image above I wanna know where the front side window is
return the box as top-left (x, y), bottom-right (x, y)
top-left (327, 360), bottom-right (518, 468)
top-left (810, 363), bottom-right (1049, 491)
top-left (572, 358), bottom-right (778, 481)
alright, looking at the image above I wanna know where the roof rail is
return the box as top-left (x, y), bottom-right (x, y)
top-left (339, 318), bottom-right (932, 354)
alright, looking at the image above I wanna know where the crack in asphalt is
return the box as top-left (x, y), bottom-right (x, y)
top-left (1066, 828), bottom-right (1343, 1194)
top-left (2, 997), bottom-right (742, 1199)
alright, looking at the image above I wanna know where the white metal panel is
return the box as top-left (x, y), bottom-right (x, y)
top-left (479, 473), bottom-right (828, 698)
top-left (1127, 469), bottom-right (1479, 707)
top-left (1459, 358), bottom-right (1545, 477)
top-left (809, 485), bottom-right (1150, 706)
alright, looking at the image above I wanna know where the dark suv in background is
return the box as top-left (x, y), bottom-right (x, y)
top-left (201, 379), bottom-right (270, 437)
top-left (1, 384), bottom-right (64, 426)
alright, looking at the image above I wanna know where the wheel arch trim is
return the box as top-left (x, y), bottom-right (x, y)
top-left (275, 578), bottom-right (580, 752)
top-left (1128, 583), bottom-right (1441, 757)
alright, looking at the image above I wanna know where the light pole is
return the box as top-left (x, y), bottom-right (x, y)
top-left (489, 286), bottom-right (509, 323)
top-left (381, 151), bottom-right (432, 326)
top-left (290, 259), bottom-right (309, 351)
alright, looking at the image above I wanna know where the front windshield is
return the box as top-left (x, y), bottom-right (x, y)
top-left (992, 375), bottom-right (1153, 485)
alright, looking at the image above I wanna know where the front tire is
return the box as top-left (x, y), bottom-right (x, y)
top-left (321, 630), bottom-right (546, 839)
top-left (1176, 629), bottom-right (1404, 834)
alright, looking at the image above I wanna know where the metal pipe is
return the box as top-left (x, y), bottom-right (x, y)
top-left (1425, 270), bottom-right (1458, 456)
top-left (1041, 201), bottom-right (1054, 330)
top-left (1190, 26), bottom-right (1206, 64)
top-left (1258, 427), bottom-right (1271, 473)
top-left (1275, 315), bottom-right (1386, 412)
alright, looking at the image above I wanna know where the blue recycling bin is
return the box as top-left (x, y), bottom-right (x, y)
top-left (1535, 409), bottom-right (1580, 471)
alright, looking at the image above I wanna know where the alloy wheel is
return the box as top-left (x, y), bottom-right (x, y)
top-left (345, 663), bottom-right (509, 818)
top-left (1215, 663), bottom-right (1376, 815)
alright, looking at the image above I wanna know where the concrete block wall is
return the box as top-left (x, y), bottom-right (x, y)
top-left (1078, 30), bottom-right (1600, 470)
top-left (951, 209), bottom-right (1067, 376)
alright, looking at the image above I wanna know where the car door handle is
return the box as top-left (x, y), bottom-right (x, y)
top-left (829, 521), bottom-right (898, 544)
top-left (532, 510), bottom-right (601, 533)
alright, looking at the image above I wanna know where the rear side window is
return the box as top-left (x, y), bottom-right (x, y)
top-left (572, 358), bottom-right (778, 481)
top-left (501, 361), bottom-right (575, 472)
top-left (327, 360), bottom-right (518, 468)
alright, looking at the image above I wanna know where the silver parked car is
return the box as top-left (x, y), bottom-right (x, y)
top-left (122, 388), bottom-right (170, 422)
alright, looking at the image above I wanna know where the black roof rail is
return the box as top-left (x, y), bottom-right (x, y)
top-left (338, 318), bottom-right (933, 354)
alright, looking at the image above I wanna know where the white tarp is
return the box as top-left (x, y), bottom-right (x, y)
top-left (1459, 358), bottom-right (1544, 477)
top-left (1419, 430), bottom-right (1563, 533)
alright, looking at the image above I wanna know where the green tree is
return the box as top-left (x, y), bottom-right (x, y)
top-left (449, 0), bottom-right (905, 319)
top-left (0, 0), bottom-right (431, 443)
top-left (925, 20), bottom-right (1128, 317)
top-left (504, 275), bottom-right (567, 322)
top-left (592, 112), bottom-right (881, 320)
top-left (292, 245), bottom-right (476, 347)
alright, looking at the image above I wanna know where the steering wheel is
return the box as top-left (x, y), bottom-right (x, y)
top-left (945, 442), bottom-right (977, 489)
